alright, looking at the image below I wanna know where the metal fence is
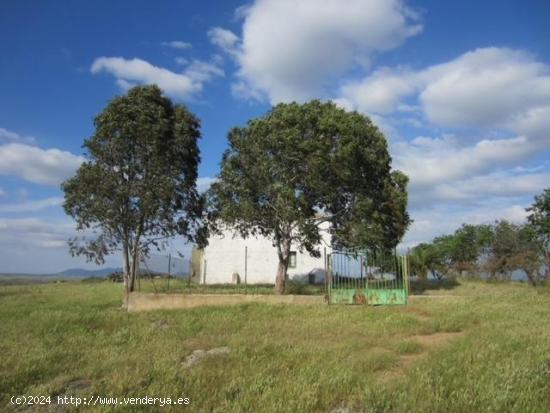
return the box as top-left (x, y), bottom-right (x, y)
top-left (138, 249), bottom-right (275, 295)
top-left (137, 252), bottom-right (189, 292)
top-left (327, 250), bottom-right (409, 305)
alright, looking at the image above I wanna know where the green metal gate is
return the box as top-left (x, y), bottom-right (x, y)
top-left (326, 250), bottom-right (409, 305)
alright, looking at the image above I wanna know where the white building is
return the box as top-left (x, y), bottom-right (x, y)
top-left (190, 222), bottom-right (332, 285)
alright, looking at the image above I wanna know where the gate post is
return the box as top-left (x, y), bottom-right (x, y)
top-left (327, 254), bottom-right (332, 305)
top-left (404, 254), bottom-right (410, 302)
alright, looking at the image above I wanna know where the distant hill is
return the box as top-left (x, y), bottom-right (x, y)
top-left (0, 267), bottom-right (122, 279)
top-left (1, 259), bottom-right (190, 279)
top-left (51, 267), bottom-right (122, 277)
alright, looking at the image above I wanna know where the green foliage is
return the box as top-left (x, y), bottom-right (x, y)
top-left (527, 188), bottom-right (550, 242)
top-left (409, 243), bottom-right (441, 279)
top-left (283, 280), bottom-right (317, 296)
top-left (106, 271), bottom-right (124, 283)
top-left (484, 220), bottom-right (545, 284)
top-left (527, 188), bottom-right (550, 275)
top-left (62, 85), bottom-right (206, 291)
top-left (428, 224), bottom-right (492, 276)
top-left (209, 100), bottom-right (409, 293)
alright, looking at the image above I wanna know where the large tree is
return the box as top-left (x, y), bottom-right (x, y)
top-left (208, 101), bottom-right (410, 294)
top-left (62, 85), bottom-right (206, 295)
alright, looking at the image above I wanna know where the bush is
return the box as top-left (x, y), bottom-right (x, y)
top-left (285, 280), bottom-right (308, 295)
top-left (81, 276), bottom-right (104, 283)
top-left (107, 272), bottom-right (124, 283)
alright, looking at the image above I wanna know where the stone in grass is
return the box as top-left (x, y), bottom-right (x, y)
top-left (151, 319), bottom-right (169, 330)
top-left (30, 379), bottom-right (93, 413)
top-left (65, 378), bottom-right (92, 391)
top-left (182, 347), bottom-right (231, 369)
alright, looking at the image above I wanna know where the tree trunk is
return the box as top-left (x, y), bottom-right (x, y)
top-left (524, 269), bottom-right (537, 286)
top-left (129, 244), bottom-right (139, 292)
top-left (275, 238), bottom-right (291, 295)
top-left (275, 259), bottom-right (288, 294)
top-left (128, 227), bottom-right (142, 293)
top-left (129, 260), bottom-right (136, 292)
top-left (122, 243), bottom-right (131, 306)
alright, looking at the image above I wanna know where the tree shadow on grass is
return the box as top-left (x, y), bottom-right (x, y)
top-left (410, 278), bottom-right (460, 295)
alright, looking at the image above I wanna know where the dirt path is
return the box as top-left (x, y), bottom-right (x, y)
top-left (381, 331), bottom-right (466, 381)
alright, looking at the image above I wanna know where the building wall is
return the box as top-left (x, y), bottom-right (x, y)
top-left (195, 223), bottom-right (332, 285)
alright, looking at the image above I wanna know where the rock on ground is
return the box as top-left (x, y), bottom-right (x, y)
top-left (181, 347), bottom-right (231, 369)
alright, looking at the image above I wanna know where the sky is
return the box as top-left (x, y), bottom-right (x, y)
top-left (1, 0), bottom-right (549, 273)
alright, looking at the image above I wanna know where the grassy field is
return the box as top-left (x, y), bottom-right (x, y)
top-left (1, 279), bottom-right (549, 412)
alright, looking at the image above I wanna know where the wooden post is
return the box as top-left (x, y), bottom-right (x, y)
top-left (244, 246), bottom-right (248, 294)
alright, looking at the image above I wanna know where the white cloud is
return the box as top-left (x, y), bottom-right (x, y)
top-left (509, 105), bottom-right (550, 142)
top-left (175, 57), bottom-right (189, 66)
top-left (161, 40), bottom-right (192, 50)
top-left (91, 57), bottom-right (200, 99)
top-left (196, 177), bottom-right (216, 193)
top-left (0, 143), bottom-right (84, 186)
top-left (184, 60), bottom-right (225, 83)
top-left (0, 197), bottom-right (64, 213)
top-left (230, 80), bottom-right (264, 102)
top-left (212, 0), bottom-right (421, 103)
top-left (207, 27), bottom-right (240, 57)
top-left (91, 56), bottom-right (223, 100)
top-left (0, 217), bottom-right (119, 273)
top-left (334, 47), bottom-right (550, 242)
top-left (339, 47), bottom-right (550, 130)
top-left (360, 47), bottom-right (550, 247)
top-left (393, 128), bottom-right (549, 245)
top-left (401, 203), bottom-right (529, 250)
top-left (393, 135), bottom-right (539, 190)
top-left (340, 67), bottom-right (417, 114)
top-left (0, 217), bottom-right (73, 249)
top-left (0, 127), bottom-right (36, 144)
top-left (0, 188), bottom-right (5, 196)
top-left (420, 48), bottom-right (550, 127)
top-left (409, 171), bottom-right (550, 208)
top-left (115, 78), bottom-right (136, 91)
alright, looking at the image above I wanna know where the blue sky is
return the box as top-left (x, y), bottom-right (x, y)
top-left (1, 0), bottom-right (549, 273)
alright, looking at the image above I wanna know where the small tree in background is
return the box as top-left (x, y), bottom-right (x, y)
top-left (406, 188), bottom-right (550, 285)
top-left (483, 220), bottom-right (544, 284)
top-left (409, 243), bottom-right (444, 279)
top-left (62, 85), bottom-right (206, 295)
top-left (427, 224), bottom-right (492, 278)
top-left (208, 101), bottom-right (410, 294)
top-left (527, 188), bottom-right (550, 282)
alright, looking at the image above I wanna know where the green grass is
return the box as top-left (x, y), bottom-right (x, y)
top-left (1, 279), bottom-right (549, 412)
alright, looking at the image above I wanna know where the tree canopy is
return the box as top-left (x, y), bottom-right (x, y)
top-left (208, 100), bottom-right (410, 293)
top-left (62, 85), bottom-right (206, 293)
